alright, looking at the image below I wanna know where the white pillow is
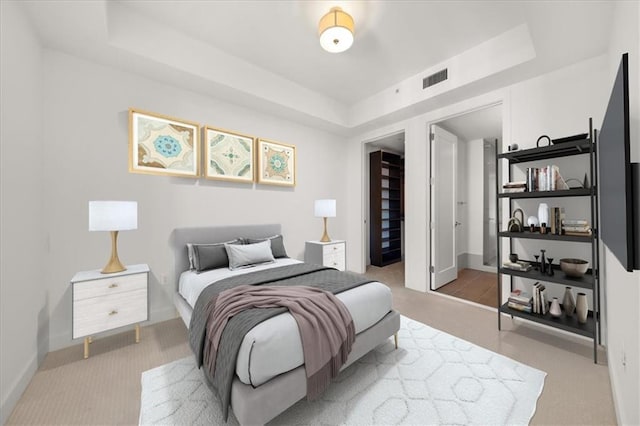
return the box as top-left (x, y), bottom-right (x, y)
top-left (225, 239), bottom-right (275, 270)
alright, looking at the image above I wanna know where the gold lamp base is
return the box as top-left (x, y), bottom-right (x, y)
top-left (101, 231), bottom-right (127, 274)
top-left (319, 217), bottom-right (331, 242)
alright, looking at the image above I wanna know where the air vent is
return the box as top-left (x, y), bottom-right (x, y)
top-left (423, 69), bottom-right (448, 89)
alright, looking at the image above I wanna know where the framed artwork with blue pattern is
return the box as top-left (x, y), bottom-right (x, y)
top-left (129, 108), bottom-right (200, 177)
top-left (257, 138), bottom-right (296, 187)
top-left (204, 126), bottom-right (255, 183)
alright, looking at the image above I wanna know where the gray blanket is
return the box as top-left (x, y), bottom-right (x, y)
top-left (188, 263), bottom-right (374, 420)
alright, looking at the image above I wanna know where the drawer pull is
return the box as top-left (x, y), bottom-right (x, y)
top-left (333, 247), bottom-right (337, 251)
top-left (109, 310), bottom-right (118, 316)
top-left (108, 283), bottom-right (119, 288)
top-left (333, 262), bottom-right (338, 266)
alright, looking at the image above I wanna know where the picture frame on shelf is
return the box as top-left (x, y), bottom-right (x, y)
top-left (204, 126), bottom-right (255, 183)
top-left (129, 108), bottom-right (200, 178)
top-left (257, 138), bottom-right (296, 187)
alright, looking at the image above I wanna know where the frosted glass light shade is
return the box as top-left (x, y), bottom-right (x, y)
top-left (318, 7), bottom-right (354, 53)
top-left (89, 201), bottom-right (138, 231)
top-left (315, 199), bottom-right (336, 218)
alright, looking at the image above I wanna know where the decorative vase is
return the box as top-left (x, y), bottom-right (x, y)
top-left (563, 287), bottom-right (575, 316)
top-left (537, 203), bottom-right (549, 227)
top-left (576, 293), bottom-right (588, 324)
top-left (549, 297), bottom-right (562, 317)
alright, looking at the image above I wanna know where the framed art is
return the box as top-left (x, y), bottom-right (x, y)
top-left (129, 108), bottom-right (200, 177)
top-left (204, 126), bottom-right (255, 183)
top-left (257, 138), bottom-right (296, 186)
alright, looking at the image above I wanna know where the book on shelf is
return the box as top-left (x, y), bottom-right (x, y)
top-left (508, 291), bottom-right (532, 305)
top-left (509, 293), bottom-right (532, 303)
top-left (503, 181), bottom-right (527, 188)
top-left (502, 260), bottom-right (532, 272)
top-left (502, 187), bottom-right (526, 193)
top-left (502, 181), bottom-right (526, 193)
top-left (526, 165), bottom-right (569, 192)
top-left (563, 225), bottom-right (591, 232)
top-left (564, 230), bottom-right (593, 237)
top-left (507, 301), bottom-right (532, 313)
top-left (532, 282), bottom-right (547, 315)
top-left (548, 207), bottom-right (566, 235)
top-left (563, 219), bottom-right (589, 226)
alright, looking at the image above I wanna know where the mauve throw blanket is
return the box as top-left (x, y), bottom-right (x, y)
top-left (204, 285), bottom-right (355, 400)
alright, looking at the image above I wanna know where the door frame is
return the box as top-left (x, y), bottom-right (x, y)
top-left (426, 101), bottom-right (504, 294)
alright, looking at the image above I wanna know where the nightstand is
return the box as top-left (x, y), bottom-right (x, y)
top-left (71, 264), bottom-right (149, 358)
top-left (305, 240), bottom-right (346, 271)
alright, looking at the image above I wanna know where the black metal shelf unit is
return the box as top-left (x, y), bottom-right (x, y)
top-left (496, 120), bottom-right (600, 362)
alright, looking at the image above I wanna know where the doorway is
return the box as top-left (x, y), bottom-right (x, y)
top-left (429, 104), bottom-right (502, 308)
top-left (365, 132), bottom-right (405, 282)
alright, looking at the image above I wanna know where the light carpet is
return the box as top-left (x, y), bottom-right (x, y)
top-left (139, 316), bottom-right (546, 425)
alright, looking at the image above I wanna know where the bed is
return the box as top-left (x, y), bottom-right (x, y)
top-left (170, 224), bottom-right (400, 425)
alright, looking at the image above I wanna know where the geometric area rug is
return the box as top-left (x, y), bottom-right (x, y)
top-left (139, 315), bottom-right (546, 425)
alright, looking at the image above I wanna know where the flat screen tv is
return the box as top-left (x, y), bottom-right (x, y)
top-left (598, 53), bottom-right (639, 272)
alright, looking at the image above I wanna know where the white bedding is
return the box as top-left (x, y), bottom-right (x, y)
top-left (178, 259), bottom-right (392, 386)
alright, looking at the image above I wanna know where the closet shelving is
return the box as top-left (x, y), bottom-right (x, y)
top-left (496, 120), bottom-right (600, 362)
top-left (370, 150), bottom-right (403, 266)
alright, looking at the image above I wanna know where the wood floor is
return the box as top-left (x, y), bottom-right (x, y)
top-left (435, 268), bottom-right (498, 308)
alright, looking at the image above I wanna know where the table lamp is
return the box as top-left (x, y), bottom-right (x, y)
top-left (89, 201), bottom-right (138, 274)
top-left (314, 199), bottom-right (336, 242)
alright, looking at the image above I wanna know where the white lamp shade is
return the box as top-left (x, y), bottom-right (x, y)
top-left (314, 199), bottom-right (336, 218)
top-left (319, 26), bottom-right (354, 53)
top-left (89, 201), bottom-right (138, 231)
top-left (318, 7), bottom-right (354, 53)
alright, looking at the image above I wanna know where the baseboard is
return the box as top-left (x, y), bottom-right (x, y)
top-left (457, 253), bottom-right (469, 270)
top-left (607, 346), bottom-right (630, 426)
top-left (0, 352), bottom-right (38, 424)
top-left (458, 252), bottom-right (496, 273)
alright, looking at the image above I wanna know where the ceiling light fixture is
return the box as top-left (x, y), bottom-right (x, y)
top-left (318, 7), bottom-right (354, 53)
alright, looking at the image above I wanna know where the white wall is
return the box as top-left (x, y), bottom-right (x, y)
top-left (456, 140), bottom-right (468, 258)
top-left (0, 2), bottom-right (46, 423)
top-left (465, 139), bottom-right (484, 257)
top-left (603, 2), bottom-right (640, 424)
top-left (40, 50), bottom-right (349, 351)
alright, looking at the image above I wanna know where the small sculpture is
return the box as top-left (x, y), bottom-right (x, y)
top-left (508, 208), bottom-right (525, 232)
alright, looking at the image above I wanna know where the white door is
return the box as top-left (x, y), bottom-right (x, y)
top-left (430, 125), bottom-right (458, 289)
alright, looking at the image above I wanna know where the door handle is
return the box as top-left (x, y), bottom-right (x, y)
top-left (455, 221), bottom-right (462, 227)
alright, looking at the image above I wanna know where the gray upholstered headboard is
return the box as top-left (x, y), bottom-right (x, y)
top-left (169, 224), bottom-right (282, 289)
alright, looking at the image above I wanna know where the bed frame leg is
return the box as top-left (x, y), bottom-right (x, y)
top-left (394, 333), bottom-right (398, 349)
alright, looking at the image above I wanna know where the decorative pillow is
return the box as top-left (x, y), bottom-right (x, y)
top-left (225, 239), bottom-right (275, 270)
top-left (187, 243), bottom-right (196, 270)
top-left (245, 234), bottom-right (288, 258)
top-left (189, 239), bottom-right (242, 273)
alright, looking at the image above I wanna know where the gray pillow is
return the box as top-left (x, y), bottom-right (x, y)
top-left (225, 239), bottom-right (275, 270)
top-left (190, 239), bottom-right (242, 273)
top-left (245, 234), bottom-right (288, 258)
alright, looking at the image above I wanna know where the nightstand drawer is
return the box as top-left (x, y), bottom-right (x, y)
top-left (324, 253), bottom-right (345, 270)
top-left (322, 242), bottom-right (345, 256)
top-left (73, 273), bottom-right (147, 301)
top-left (73, 288), bottom-right (148, 338)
